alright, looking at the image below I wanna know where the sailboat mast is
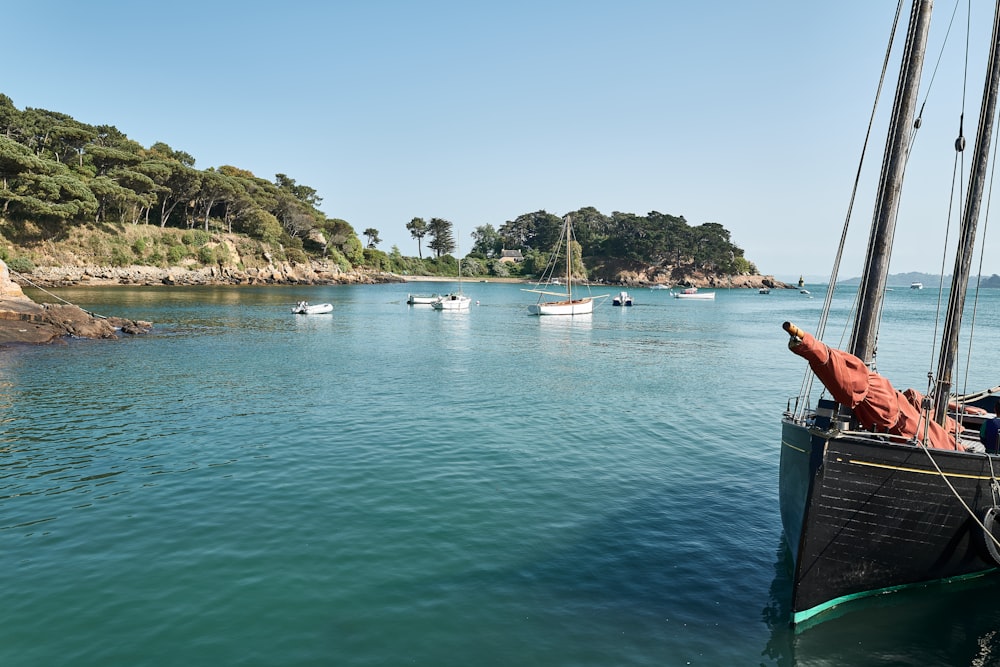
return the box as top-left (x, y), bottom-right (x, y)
top-left (850, 0), bottom-right (933, 365)
top-left (565, 215), bottom-right (572, 300)
top-left (933, 1), bottom-right (1000, 423)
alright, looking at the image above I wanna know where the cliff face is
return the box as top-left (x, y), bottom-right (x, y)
top-left (595, 266), bottom-right (791, 289)
top-left (0, 260), bottom-right (151, 345)
top-left (585, 257), bottom-right (791, 289)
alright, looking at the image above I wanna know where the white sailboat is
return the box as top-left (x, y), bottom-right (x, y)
top-left (433, 237), bottom-right (471, 311)
top-left (525, 215), bottom-right (600, 315)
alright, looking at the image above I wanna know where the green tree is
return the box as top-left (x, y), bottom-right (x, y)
top-left (195, 169), bottom-right (240, 232)
top-left (498, 210), bottom-right (561, 253)
top-left (143, 155), bottom-right (202, 228)
top-left (427, 217), bottom-right (455, 257)
top-left (406, 217), bottom-right (428, 258)
top-left (691, 222), bottom-right (732, 270)
top-left (274, 173), bottom-right (321, 208)
top-left (470, 223), bottom-right (502, 258)
top-left (363, 227), bottom-right (381, 248)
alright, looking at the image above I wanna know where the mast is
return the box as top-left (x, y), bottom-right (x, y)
top-left (565, 215), bottom-right (572, 300)
top-left (933, 1), bottom-right (1000, 423)
top-left (850, 0), bottom-right (933, 364)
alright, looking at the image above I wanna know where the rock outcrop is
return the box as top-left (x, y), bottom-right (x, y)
top-left (0, 260), bottom-right (152, 345)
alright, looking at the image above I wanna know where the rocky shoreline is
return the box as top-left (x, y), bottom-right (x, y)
top-left (19, 260), bottom-right (402, 288)
top-left (0, 260), bottom-right (152, 345)
top-left (17, 263), bottom-right (789, 290)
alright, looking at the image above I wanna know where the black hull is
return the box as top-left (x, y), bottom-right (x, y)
top-left (780, 418), bottom-right (1000, 623)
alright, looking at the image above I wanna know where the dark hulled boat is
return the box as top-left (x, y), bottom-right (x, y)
top-left (780, 0), bottom-right (1000, 625)
top-left (781, 398), bottom-right (1000, 622)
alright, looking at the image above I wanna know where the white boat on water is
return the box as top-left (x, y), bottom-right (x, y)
top-left (407, 293), bottom-right (441, 305)
top-left (524, 215), bottom-right (603, 315)
top-left (649, 284), bottom-right (671, 290)
top-left (672, 287), bottom-right (715, 300)
top-left (433, 292), bottom-right (471, 310)
top-left (911, 281), bottom-right (924, 289)
top-left (433, 237), bottom-right (471, 311)
top-left (291, 301), bottom-right (333, 314)
top-left (612, 291), bottom-right (633, 307)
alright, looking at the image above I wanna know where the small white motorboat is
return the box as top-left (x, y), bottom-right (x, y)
top-left (672, 287), bottom-right (715, 300)
top-left (407, 293), bottom-right (441, 305)
top-left (291, 301), bottom-right (333, 314)
top-left (612, 291), bottom-right (633, 306)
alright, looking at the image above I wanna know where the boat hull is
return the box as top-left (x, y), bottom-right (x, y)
top-left (407, 294), bottom-right (440, 305)
top-left (673, 292), bottom-right (715, 300)
top-left (291, 303), bottom-right (333, 314)
top-left (612, 292), bottom-right (632, 306)
top-left (780, 417), bottom-right (1000, 624)
top-left (528, 297), bottom-right (594, 316)
top-left (432, 294), bottom-right (471, 310)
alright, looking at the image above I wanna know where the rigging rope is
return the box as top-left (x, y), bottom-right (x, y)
top-left (794, 0), bottom-right (905, 419)
top-left (6, 268), bottom-right (108, 319)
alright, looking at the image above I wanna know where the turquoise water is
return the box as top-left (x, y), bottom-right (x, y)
top-left (4, 282), bottom-right (1000, 666)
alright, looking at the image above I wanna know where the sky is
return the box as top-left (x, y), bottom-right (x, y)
top-left (6, 0), bottom-right (1000, 280)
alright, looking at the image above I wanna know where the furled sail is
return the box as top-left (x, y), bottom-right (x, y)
top-left (784, 322), bottom-right (962, 451)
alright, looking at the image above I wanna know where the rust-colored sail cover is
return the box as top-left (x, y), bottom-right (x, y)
top-left (785, 324), bottom-right (962, 451)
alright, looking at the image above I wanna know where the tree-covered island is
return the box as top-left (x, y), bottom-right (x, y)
top-left (0, 94), bottom-right (781, 289)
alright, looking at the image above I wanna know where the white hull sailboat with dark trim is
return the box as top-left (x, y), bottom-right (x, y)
top-left (779, 0), bottom-right (1000, 626)
top-left (524, 214), bottom-right (604, 316)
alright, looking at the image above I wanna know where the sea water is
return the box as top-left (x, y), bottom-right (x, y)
top-left (4, 282), bottom-right (1000, 666)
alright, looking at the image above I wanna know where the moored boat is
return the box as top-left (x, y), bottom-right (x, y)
top-left (524, 215), bottom-right (604, 315)
top-left (432, 236), bottom-right (471, 311)
top-left (672, 287), bottom-right (715, 300)
top-left (291, 301), bottom-right (333, 314)
top-left (612, 291), bottom-right (633, 306)
top-left (779, 0), bottom-right (1000, 626)
top-left (432, 292), bottom-right (471, 310)
top-left (407, 293), bottom-right (441, 305)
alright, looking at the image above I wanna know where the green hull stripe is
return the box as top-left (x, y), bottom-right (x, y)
top-left (793, 569), bottom-right (997, 625)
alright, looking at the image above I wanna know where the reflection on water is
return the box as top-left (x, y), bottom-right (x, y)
top-left (762, 537), bottom-right (1000, 666)
top-left (535, 313), bottom-right (594, 329)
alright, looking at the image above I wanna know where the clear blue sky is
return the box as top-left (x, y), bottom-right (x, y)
top-left (6, 1), bottom-right (999, 279)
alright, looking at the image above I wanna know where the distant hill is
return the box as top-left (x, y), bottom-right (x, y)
top-left (835, 272), bottom-right (1000, 287)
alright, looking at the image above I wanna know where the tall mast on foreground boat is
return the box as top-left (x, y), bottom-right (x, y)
top-left (778, 0), bottom-right (1000, 626)
top-left (933, 7), bottom-right (1000, 423)
top-left (850, 0), bottom-right (933, 365)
